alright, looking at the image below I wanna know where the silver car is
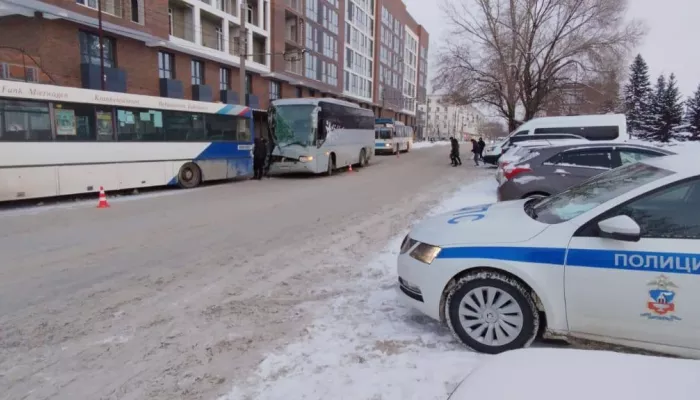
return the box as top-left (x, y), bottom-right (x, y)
top-left (497, 143), bottom-right (674, 201)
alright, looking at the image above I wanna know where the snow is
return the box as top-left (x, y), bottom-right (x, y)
top-left (627, 138), bottom-right (700, 155)
top-left (449, 348), bottom-right (700, 400)
top-left (224, 178), bottom-right (498, 400)
top-left (512, 175), bottom-right (545, 184)
top-left (554, 168), bottom-right (569, 174)
top-left (411, 140), bottom-right (451, 150)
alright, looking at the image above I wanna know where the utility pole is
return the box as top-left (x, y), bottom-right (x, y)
top-left (97, 0), bottom-right (106, 90)
top-left (239, 1), bottom-right (247, 107)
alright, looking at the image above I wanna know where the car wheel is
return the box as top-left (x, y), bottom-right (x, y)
top-left (326, 155), bottom-right (334, 176)
top-left (523, 193), bottom-right (549, 200)
top-left (446, 271), bottom-right (539, 354)
top-left (358, 148), bottom-right (367, 167)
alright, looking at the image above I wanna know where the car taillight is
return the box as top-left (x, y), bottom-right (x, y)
top-left (504, 166), bottom-right (532, 181)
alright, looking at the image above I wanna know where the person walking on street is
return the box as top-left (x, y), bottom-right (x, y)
top-left (478, 137), bottom-right (486, 162)
top-left (450, 137), bottom-right (462, 166)
top-left (253, 137), bottom-right (266, 180)
top-left (471, 138), bottom-right (480, 166)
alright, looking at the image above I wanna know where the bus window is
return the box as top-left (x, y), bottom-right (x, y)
top-left (376, 128), bottom-right (392, 139)
top-left (0, 99), bottom-right (52, 141)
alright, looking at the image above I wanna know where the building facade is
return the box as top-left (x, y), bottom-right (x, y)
top-left (0, 0), bottom-right (428, 134)
top-left (419, 95), bottom-right (485, 140)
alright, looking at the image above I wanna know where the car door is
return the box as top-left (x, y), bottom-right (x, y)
top-left (564, 178), bottom-right (700, 349)
top-left (544, 148), bottom-right (614, 192)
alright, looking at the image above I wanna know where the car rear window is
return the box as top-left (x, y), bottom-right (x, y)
top-left (533, 126), bottom-right (619, 141)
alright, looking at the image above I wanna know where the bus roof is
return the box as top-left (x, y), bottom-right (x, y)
top-left (0, 80), bottom-right (252, 117)
top-left (272, 97), bottom-right (362, 108)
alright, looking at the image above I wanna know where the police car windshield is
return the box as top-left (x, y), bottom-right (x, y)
top-left (530, 162), bottom-right (675, 224)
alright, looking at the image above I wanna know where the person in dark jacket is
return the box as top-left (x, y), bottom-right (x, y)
top-left (253, 137), bottom-right (266, 180)
top-left (471, 138), bottom-right (480, 166)
top-left (262, 138), bottom-right (272, 178)
top-left (478, 137), bottom-right (486, 161)
top-left (450, 137), bottom-right (462, 166)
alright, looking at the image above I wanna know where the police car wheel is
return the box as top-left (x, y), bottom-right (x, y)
top-left (446, 271), bottom-right (539, 354)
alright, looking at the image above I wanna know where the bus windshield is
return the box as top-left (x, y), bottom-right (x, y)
top-left (376, 128), bottom-right (392, 139)
top-left (270, 104), bottom-right (316, 147)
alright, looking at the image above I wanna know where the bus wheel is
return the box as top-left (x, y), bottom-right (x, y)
top-left (358, 149), bottom-right (367, 167)
top-left (326, 155), bottom-right (335, 176)
top-left (406, 143), bottom-right (411, 153)
top-left (177, 162), bottom-right (202, 189)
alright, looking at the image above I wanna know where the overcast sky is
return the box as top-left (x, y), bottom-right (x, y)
top-left (404, 0), bottom-right (700, 98)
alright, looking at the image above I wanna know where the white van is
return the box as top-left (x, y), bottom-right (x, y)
top-left (482, 114), bottom-right (628, 165)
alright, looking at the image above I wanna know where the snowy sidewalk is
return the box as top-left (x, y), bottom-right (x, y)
top-left (225, 179), bottom-right (498, 400)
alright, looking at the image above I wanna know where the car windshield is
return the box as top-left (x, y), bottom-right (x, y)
top-left (526, 162), bottom-right (675, 224)
top-left (269, 104), bottom-right (316, 147)
top-left (376, 128), bottom-right (392, 139)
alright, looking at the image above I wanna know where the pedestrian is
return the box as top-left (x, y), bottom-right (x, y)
top-left (262, 137), bottom-right (272, 178)
top-left (478, 137), bottom-right (486, 162)
top-left (253, 137), bottom-right (266, 180)
top-left (450, 137), bottom-right (462, 166)
top-left (471, 138), bottom-right (480, 166)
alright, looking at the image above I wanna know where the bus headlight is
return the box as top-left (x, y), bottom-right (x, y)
top-left (409, 243), bottom-right (442, 265)
top-left (385, 143), bottom-right (392, 147)
top-left (299, 156), bottom-right (314, 162)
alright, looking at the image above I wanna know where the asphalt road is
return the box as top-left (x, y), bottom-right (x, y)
top-left (0, 145), bottom-right (490, 400)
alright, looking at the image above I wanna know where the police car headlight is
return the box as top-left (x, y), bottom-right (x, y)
top-left (299, 156), bottom-right (314, 162)
top-left (400, 235), bottom-right (417, 254)
top-left (410, 242), bottom-right (442, 264)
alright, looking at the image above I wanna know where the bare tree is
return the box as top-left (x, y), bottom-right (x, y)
top-left (433, 0), bottom-right (645, 131)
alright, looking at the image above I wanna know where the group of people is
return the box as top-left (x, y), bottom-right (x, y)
top-left (450, 137), bottom-right (486, 166)
top-left (253, 137), bottom-right (273, 179)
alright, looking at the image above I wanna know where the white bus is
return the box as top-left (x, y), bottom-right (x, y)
top-left (374, 118), bottom-right (413, 154)
top-left (0, 81), bottom-right (254, 202)
top-left (267, 98), bottom-right (375, 175)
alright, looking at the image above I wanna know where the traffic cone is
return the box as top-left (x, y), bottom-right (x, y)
top-left (97, 186), bottom-right (110, 208)
top-left (348, 163), bottom-right (353, 172)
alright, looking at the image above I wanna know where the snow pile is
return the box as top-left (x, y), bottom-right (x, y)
top-left (411, 140), bottom-right (451, 150)
top-left (450, 348), bottom-right (700, 400)
top-left (224, 179), bottom-right (498, 400)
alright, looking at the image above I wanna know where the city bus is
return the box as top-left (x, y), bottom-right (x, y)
top-left (0, 80), bottom-right (253, 202)
top-left (374, 118), bottom-right (413, 154)
top-left (267, 98), bottom-right (374, 175)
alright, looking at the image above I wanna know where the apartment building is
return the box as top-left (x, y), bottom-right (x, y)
top-left (0, 0), bottom-right (428, 129)
top-left (420, 95), bottom-right (485, 139)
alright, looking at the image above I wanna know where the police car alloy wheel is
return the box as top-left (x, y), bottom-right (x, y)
top-left (445, 271), bottom-right (540, 354)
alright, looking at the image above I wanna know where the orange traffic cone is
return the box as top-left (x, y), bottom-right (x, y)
top-left (97, 186), bottom-right (110, 208)
top-left (348, 163), bottom-right (353, 172)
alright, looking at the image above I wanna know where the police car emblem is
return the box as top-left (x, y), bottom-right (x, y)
top-left (641, 275), bottom-right (682, 321)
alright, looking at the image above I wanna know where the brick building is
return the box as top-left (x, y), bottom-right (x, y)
top-left (0, 0), bottom-right (428, 134)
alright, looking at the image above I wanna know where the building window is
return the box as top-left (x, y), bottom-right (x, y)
top-left (219, 67), bottom-right (230, 90)
top-left (305, 52), bottom-right (317, 80)
top-left (269, 81), bottom-right (280, 100)
top-left (131, 0), bottom-right (142, 23)
top-left (158, 52), bottom-right (175, 79)
top-left (306, 0), bottom-right (317, 21)
top-left (76, 0), bottom-right (121, 16)
top-left (78, 31), bottom-right (116, 68)
top-left (305, 23), bottom-right (316, 51)
top-left (245, 73), bottom-right (253, 94)
top-left (191, 60), bottom-right (204, 85)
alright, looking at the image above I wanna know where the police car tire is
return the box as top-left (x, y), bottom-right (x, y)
top-left (445, 271), bottom-right (540, 354)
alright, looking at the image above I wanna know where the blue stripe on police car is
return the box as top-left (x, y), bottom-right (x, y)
top-left (437, 246), bottom-right (700, 275)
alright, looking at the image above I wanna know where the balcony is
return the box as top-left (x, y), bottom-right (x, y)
top-left (80, 63), bottom-right (127, 92)
top-left (229, 24), bottom-right (242, 56)
top-left (200, 0), bottom-right (237, 15)
top-left (245, 1), bottom-right (260, 28)
top-left (285, 0), bottom-right (302, 13)
top-left (284, 11), bottom-right (302, 47)
top-left (285, 58), bottom-right (302, 75)
top-left (201, 12), bottom-right (224, 51)
top-left (169, 1), bottom-right (195, 42)
top-left (251, 32), bottom-right (267, 66)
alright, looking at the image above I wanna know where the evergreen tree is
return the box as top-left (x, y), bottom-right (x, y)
top-left (623, 54), bottom-right (652, 138)
top-left (647, 74), bottom-right (666, 141)
top-left (685, 84), bottom-right (700, 140)
top-left (663, 73), bottom-right (684, 141)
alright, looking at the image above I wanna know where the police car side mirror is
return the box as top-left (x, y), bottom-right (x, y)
top-left (597, 215), bottom-right (641, 242)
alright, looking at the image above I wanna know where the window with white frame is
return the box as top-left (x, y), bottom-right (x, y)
top-left (306, 0), bottom-right (318, 21)
top-left (305, 22), bottom-right (316, 50)
top-left (305, 52), bottom-right (318, 80)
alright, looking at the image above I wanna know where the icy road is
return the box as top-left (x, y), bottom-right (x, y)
top-left (0, 146), bottom-right (490, 400)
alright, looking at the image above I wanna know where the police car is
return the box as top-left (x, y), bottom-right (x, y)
top-left (397, 153), bottom-right (700, 357)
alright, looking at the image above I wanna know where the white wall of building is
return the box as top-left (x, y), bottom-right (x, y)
top-left (419, 95), bottom-right (485, 139)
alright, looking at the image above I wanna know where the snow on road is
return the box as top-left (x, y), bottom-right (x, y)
top-left (226, 179), bottom-right (498, 400)
top-left (411, 140), bottom-right (451, 150)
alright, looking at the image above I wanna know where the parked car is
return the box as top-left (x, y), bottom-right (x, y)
top-left (495, 135), bottom-right (590, 184)
top-left (483, 114), bottom-right (628, 165)
top-left (397, 153), bottom-right (700, 357)
top-left (497, 143), bottom-right (674, 201)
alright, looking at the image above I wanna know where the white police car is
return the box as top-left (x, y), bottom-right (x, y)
top-left (397, 153), bottom-right (700, 357)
